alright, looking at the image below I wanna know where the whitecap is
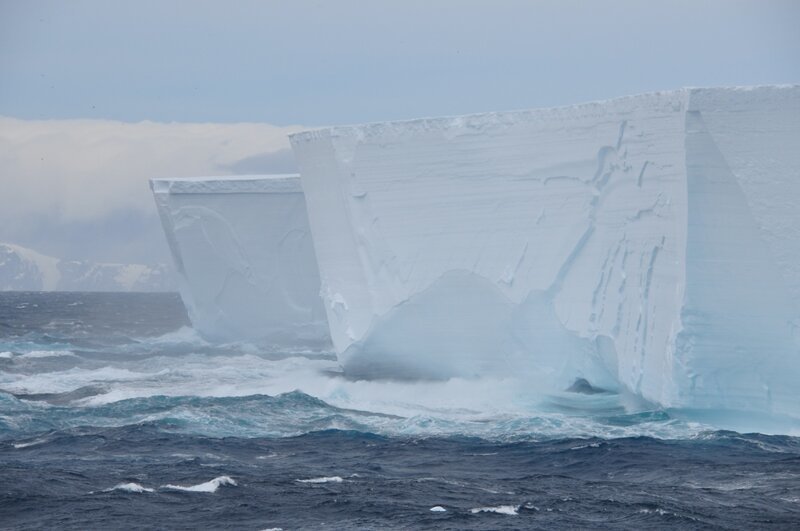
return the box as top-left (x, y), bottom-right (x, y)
top-left (12, 438), bottom-right (49, 449)
top-left (569, 442), bottom-right (602, 450)
top-left (430, 506), bottom-right (447, 512)
top-left (470, 505), bottom-right (520, 515)
top-left (639, 507), bottom-right (669, 516)
top-left (18, 350), bottom-right (76, 359)
top-left (0, 351), bottom-right (13, 359)
top-left (296, 476), bottom-right (343, 484)
top-left (104, 482), bottom-right (154, 493)
top-left (146, 326), bottom-right (208, 346)
top-left (162, 475), bottom-right (237, 492)
top-left (0, 329), bottom-right (720, 440)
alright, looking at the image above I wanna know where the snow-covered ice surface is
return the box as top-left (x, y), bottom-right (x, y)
top-left (150, 175), bottom-right (330, 349)
top-left (291, 86), bottom-right (800, 423)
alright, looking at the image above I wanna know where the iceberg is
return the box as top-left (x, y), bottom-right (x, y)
top-left (150, 175), bottom-right (330, 348)
top-left (290, 86), bottom-right (800, 417)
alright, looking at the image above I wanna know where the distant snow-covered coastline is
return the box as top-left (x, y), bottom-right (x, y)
top-left (0, 242), bottom-right (173, 292)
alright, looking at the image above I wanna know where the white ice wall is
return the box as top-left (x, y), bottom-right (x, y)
top-left (151, 175), bottom-right (330, 349)
top-left (291, 86), bottom-right (800, 417)
top-left (675, 87), bottom-right (800, 416)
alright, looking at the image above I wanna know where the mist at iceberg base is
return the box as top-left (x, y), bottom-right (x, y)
top-left (342, 270), bottom-right (618, 390)
top-left (0, 329), bottom-right (686, 441)
top-left (4, 322), bottom-right (798, 440)
top-left (337, 273), bottom-right (800, 435)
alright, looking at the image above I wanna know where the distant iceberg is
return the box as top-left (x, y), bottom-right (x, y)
top-left (150, 175), bottom-right (330, 348)
top-left (290, 86), bottom-right (800, 418)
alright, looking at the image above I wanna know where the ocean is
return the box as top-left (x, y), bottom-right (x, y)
top-left (1, 292), bottom-right (798, 529)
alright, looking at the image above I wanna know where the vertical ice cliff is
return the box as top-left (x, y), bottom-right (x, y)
top-left (150, 175), bottom-right (330, 348)
top-left (290, 86), bottom-right (800, 417)
top-left (676, 88), bottom-right (800, 416)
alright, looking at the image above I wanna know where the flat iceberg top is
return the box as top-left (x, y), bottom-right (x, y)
top-left (150, 174), bottom-right (302, 195)
top-left (290, 85), bottom-right (798, 141)
top-left (290, 83), bottom-right (800, 421)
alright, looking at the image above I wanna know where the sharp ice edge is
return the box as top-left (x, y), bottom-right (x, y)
top-left (290, 85), bottom-right (800, 425)
top-left (149, 174), bottom-right (331, 349)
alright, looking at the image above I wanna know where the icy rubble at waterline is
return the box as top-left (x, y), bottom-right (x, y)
top-left (290, 86), bottom-right (800, 418)
top-left (150, 175), bottom-right (330, 349)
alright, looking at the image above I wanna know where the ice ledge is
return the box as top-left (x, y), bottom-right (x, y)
top-left (150, 174), bottom-right (302, 195)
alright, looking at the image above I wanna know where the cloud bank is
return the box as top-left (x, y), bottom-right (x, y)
top-left (0, 117), bottom-right (307, 264)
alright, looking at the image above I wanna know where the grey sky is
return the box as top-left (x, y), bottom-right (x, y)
top-left (0, 0), bottom-right (798, 266)
top-left (3, 0), bottom-right (798, 124)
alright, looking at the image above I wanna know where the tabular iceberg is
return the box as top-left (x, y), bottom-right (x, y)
top-left (150, 175), bottom-right (330, 348)
top-left (290, 86), bottom-right (800, 417)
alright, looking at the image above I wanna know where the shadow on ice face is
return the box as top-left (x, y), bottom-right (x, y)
top-left (341, 270), bottom-right (618, 391)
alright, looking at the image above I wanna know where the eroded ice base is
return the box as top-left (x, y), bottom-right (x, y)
top-left (344, 270), bottom-right (618, 395)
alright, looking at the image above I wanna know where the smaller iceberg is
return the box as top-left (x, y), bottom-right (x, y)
top-left (150, 175), bottom-right (330, 349)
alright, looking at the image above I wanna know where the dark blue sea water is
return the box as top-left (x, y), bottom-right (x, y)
top-left (1, 292), bottom-right (799, 529)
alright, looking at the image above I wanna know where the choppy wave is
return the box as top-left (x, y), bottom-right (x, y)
top-left (0, 390), bottom-right (705, 442)
top-left (3, 324), bottom-right (799, 441)
top-left (4, 424), bottom-right (798, 530)
top-left (4, 292), bottom-right (799, 529)
top-left (4, 291), bottom-right (800, 442)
